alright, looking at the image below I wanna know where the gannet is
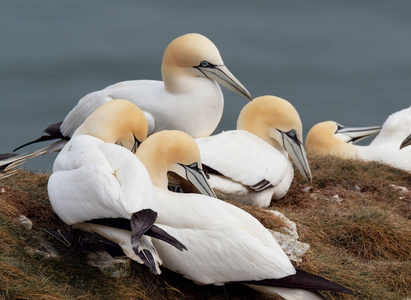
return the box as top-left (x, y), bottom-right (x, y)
top-left (306, 106), bottom-right (411, 171)
top-left (47, 99), bottom-right (188, 275)
top-left (11, 33), bottom-right (251, 161)
top-left (194, 95), bottom-right (312, 207)
top-left (76, 131), bottom-right (353, 300)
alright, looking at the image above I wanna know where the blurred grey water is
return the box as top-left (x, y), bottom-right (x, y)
top-left (1, 0), bottom-right (410, 173)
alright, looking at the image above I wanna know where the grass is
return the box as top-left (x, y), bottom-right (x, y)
top-left (0, 155), bottom-right (410, 299)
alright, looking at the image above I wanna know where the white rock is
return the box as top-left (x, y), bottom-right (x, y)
top-left (389, 184), bottom-right (408, 194)
top-left (264, 210), bottom-right (310, 265)
top-left (86, 251), bottom-right (131, 278)
top-left (18, 215), bottom-right (33, 230)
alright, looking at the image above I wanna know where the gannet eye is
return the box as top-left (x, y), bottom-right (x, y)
top-left (200, 61), bottom-right (210, 68)
top-left (288, 130), bottom-right (296, 137)
top-left (189, 162), bottom-right (199, 169)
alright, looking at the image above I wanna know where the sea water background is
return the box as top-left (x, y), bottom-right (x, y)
top-left (1, 0), bottom-right (410, 173)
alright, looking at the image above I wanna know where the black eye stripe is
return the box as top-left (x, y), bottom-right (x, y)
top-left (197, 60), bottom-right (216, 68)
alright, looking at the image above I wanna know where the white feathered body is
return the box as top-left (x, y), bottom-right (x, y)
top-left (48, 135), bottom-right (158, 225)
top-left (151, 187), bottom-right (295, 285)
top-left (356, 106), bottom-right (411, 171)
top-left (196, 130), bottom-right (294, 207)
top-left (61, 79), bottom-right (223, 139)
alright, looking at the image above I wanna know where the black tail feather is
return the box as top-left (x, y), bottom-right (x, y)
top-left (242, 269), bottom-right (353, 295)
top-left (14, 122), bottom-right (67, 152)
top-left (146, 225), bottom-right (187, 251)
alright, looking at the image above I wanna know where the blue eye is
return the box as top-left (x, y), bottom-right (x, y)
top-left (200, 61), bottom-right (210, 67)
top-left (288, 130), bottom-right (296, 137)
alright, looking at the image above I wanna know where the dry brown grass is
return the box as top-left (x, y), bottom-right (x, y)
top-left (1, 155), bottom-right (410, 299)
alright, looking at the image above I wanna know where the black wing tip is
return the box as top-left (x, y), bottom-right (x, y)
top-left (13, 121), bottom-right (67, 152)
top-left (131, 209), bottom-right (158, 241)
top-left (147, 225), bottom-right (187, 252)
top-left (242, 269), bottom-right (354, 295)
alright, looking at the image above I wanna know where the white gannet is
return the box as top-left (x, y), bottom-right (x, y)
top-left (400, 133), bottom-right (411, 149)
top-left (306, 106), bottom-right (411, 171)
top-left (195, 95), bottom-right (312, 207)
top-left (12, 33), bottom-right (251, 158)
top-left (76, 130), bottom-right (353, 300)
top-left (47, 99), bottom-right (188, 275)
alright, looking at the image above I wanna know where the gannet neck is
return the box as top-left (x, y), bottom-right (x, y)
top-left (237, 96), bottom-right (303, 153)
top-left (136, 130), bottom-right (203, 189)
top-left (161, 33), bottom-right (223, 94)
top-left (72, 99), bottom-right (148, 150)
top-left (305, 121), bottom-right (359, 158)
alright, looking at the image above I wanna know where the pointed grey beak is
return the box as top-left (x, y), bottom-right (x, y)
top-left (335, 124), bottom-right (382, 144)
top-left (131, 134), bottom-right (141, 153)
top-left (281, 130), bottom-right (312, 183)
top-left (196, 64), bottom-right (252, 100)
top-left (179, 162), bottom-right (217, 198)
top-left (400, 133), bottom-right (411, 150)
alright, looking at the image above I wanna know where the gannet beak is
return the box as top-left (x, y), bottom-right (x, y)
top-left (400, 133), bottom-right (411, 150)
top-left (281, 131), bottom-right (312, 183)
top-left (197, 64), bottom-right (252, 100)
top-left (178, 162), bottom-right (217, 198)
top-left (131, 135), bottom-right (141, 153)
top-left (335, 124), bottom-right (382, 144)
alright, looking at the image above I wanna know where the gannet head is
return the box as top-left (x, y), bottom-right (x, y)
top-left (161, 33), bottom-right (252, 100)
top-left (73, 99), bottom-right (148, 153)
top-left (137, 130), bottom-right (216, 198)
top-left (400, 133), bottom-right (411, 149)
top-left (237, 95), bottom-right (312, 183)
top-left (305, 121), bottom-right (381, 158)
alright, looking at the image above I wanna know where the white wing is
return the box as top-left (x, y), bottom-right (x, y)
top-left (153, 190), bottom-right (295, 285)
top-left (196, 130), bottom-right (292, 190)
top-left (61, 80), bottom-right (162, 137)
top-left (359, 106), bottom-right (411, 171)
top-left (48, 135), bottom-right (157, 225)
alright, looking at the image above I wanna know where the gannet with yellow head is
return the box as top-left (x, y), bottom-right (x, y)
top-left (47, 99), bottom-right (186, 275)
top-left (306, 106), bottom-right (411, 171)
top-left (195, 95), bottom-right (312, 207)
top-left (13, 33), bottom-right (251, 156)
top-left (77, 130), bottom-right (352, 299)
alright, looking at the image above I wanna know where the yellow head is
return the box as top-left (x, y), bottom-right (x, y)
top-left (237, 95), bottom-right (311, 182)
top-left (137, 130), bottom-right (216, 197)
top-left (73, 99), bottom-right (148, 152)
top-left (161, 33), bottom-right (251, 99)
top-left (305, 121), bottom-right (381, 158)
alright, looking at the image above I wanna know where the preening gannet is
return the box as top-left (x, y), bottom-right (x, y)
top-left (11, 33), bottom-right (251, 163)
top-left (306, 106), bottom-right (411, 171)
top-left (47, 99), bottom-right (186, 275)
top-left (195, 95), bottom-right (312, 207)
top-left (77, 131), bottom-right (353, 300)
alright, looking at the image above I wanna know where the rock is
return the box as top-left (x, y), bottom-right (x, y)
top-left (264, 210), bottom-right (310, 265)
top-left (389, 184), bottom-right (408, 194)
top-left (18, 215), bottom-right (33, 230)
top-left (269, 229), bottom-right (310, 266)
top-left (301, 186), bottom-right (313, 193)
top-left (25, 235), bottom-right (59, 259)
top-left (86, 251), bottom-right (131, 278)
